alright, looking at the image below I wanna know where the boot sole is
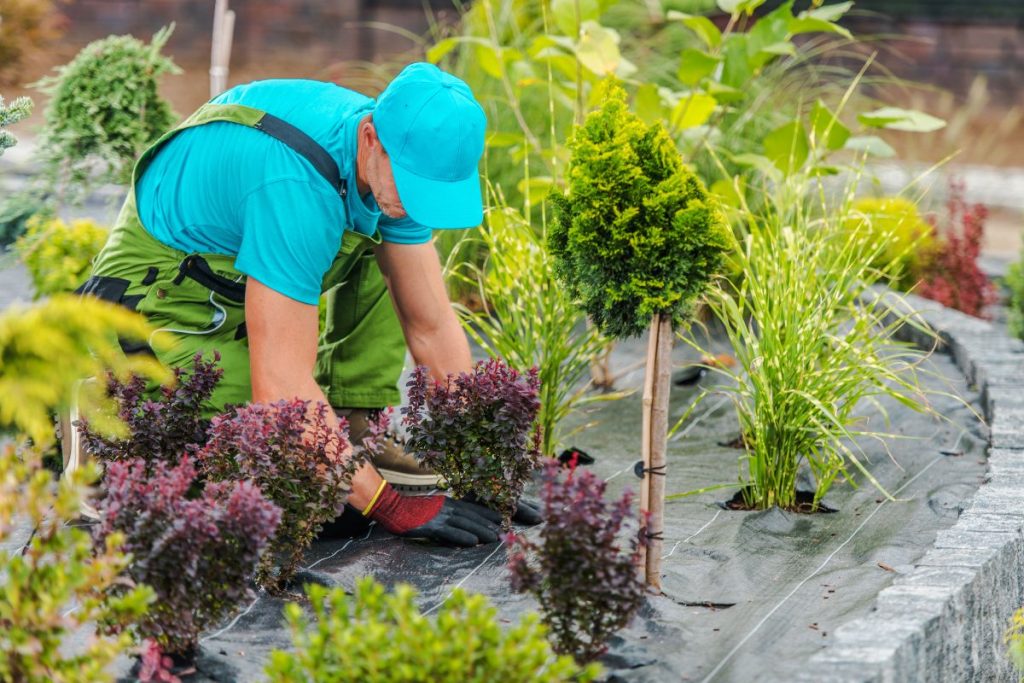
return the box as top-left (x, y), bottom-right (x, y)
top-left (379, 468), bottom-right (446, 492)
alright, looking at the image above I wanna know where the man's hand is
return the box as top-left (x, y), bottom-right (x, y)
top-left (462, 492), bottom-right (543, 526)
top-left (363, 482), bottom-right (501, 546)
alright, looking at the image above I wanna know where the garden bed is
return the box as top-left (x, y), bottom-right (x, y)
top-left (7, 334), bottom-right (991, 681)
top-left (0, 244), bottom-right (1016, 681)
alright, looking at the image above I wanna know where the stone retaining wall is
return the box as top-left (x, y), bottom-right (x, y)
top-left (802, 289), bottom-right (1024, 682)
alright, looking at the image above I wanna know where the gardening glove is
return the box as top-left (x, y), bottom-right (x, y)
top-left (363, 481), bottom-right (502, 547)
top-left (462, 492), bottom-right (544, 526)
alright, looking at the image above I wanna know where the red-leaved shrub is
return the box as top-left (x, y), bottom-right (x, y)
top-left (197, 400), bottom-right (372, 591)
top-left (77, 352), bottom-right (222, 465)
top-left (95, 456), bottom-right (281, 655)
top-left (917, 181), bottom-right (998, 318)
top-left (402, 359), bottom-right (542, 526)
top-left (506, 459), bottom-right (646, 663)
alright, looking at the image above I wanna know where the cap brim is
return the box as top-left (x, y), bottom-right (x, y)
top-left (391, 162), bottom-right (483, 229)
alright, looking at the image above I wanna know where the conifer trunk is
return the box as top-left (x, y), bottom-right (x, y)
top-left (639, 312), bottom-right (672, 589)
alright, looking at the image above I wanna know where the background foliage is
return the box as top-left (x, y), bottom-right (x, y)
top-left (15, 216), bottom-right (108, 298)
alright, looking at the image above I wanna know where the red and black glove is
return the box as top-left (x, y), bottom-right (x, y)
top-left (363, 482), bottom-right (501, 547)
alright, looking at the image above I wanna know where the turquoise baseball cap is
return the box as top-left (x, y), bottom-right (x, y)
top-left (373, 62), bottom-right (486, 229)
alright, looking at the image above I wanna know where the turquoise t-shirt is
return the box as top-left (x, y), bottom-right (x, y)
top-left (135, 79), bottom-right (431, 305)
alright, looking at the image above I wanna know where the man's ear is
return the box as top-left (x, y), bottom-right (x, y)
top-left (359, 117), bottom-right (380, 151)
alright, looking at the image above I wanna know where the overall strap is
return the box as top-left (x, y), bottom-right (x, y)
top-left (133, 103), bottom-right (348, 199)
top-left (254, 113), bottom-right (347, 198)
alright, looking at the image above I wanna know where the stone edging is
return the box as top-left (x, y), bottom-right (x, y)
top-left (802, 289), bottom-right (1024, 682)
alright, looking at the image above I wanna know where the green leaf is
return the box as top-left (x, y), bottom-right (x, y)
top-left (720, 35), bottom-right (752, 88)
top-left (671, 92), bottom-right (717, 129)
top-left (788, 16), bottom-right (852, 39)
top-left (475, 43), bottom-right (505, 79)
top-left (810, 99), bottom-right (850, 151)
top-left (634, 83), bottom-right (666, 125)
top-left (486, 131), bottom-right (523, 148)
top-left (576, 22), bottom-right (622, 76)
top-left (677, 48), bottom-right (721, 85)
top-left (731, 152), bottom-right (780, 178)
top-left (704, 80), bottom-right (746, 103)
top-left (716, 0), bottom-right (766, 15)
top-left (763, 120), bottom-right (809, 175)
top-left (858, 107), bottom-right (946, 133)
top-left (552, 0), bottom-right (601, 37)
top-left (665, 11), bottom-right (722, 49)
top-left (518, 176), bottom-right (557, 206)
top-left (426, 37), bottom-right (459, 64)
top-left (844, 135), bottom-right (896, 158)
top-left (803, 1), bottom-right (853, 22)
top-left (711, 176), bottom-right (745, 207)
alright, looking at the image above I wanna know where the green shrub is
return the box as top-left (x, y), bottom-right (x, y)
top-left (15, 215), bottom-right (108, 297)
top-left (265, 578), bottom-right (600, 683)
top-left (35, 26), bottom-right (179, 194)
top-left (844, 197), bottom-right (936, 291)
top-left (447, 190), bottom-right (617, 457)
top-left (0, 447), bottom-right (153, 683)
top-left (549, 80), bottom-right (728, 339)
top-left (0, 94), bottom-right (31, 155)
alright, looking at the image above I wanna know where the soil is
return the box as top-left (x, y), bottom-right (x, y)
top-left (721, 488), bottom-right (840, 515)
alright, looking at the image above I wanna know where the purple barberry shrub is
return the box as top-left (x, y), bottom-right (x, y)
top-left (77, 352), bottom-right (223, 465)
top-left (506, 459), bottom-right (646, 663)
top-left (402, 359), bottom-right (543, 526)
top-left (95, 455), bottom-right (281, 655)
top-left (197, 400), bottom-right (373, 591)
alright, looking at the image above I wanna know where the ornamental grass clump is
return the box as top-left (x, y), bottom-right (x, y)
top-left (682, 177), bottom-right (940, 511)
top-left (265, 577), bottom-right (600, 683)
top-left (34, 25), bottom-right (179, 193)
top-left (0, 448), bottom-right (153, 683)
top-left (507, 459), bottom-right (646, 664)
top-left (95, 455), bottom-right (281, 657)
top-left (198, 400), bottom-right (372, 591)
top-left (403, 359), bottom-right (542, 526)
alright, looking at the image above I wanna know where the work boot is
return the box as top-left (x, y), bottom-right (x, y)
top-left (335, 407), bottom-right (444, 492)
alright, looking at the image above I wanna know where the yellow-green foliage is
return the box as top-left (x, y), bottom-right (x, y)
top-left (266, 578), bottom-right (600, 683)
top-left (550, 80), bottom-right (729, 339)
top-left (844, 197), bottom-right (936, 291)
top-left (0, 295), bottom-right (168, 445)
top-left (0, 447), bottom-right (153, 682)
top-left (16, 215), bottom-right (109, 298)
top-left (1007, 607), bottom-right (1024, 679)
top-left (1007, 253), bottom-right (1024, 341)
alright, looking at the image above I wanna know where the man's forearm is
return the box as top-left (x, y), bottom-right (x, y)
top-left (405, 306), bottom-right (473, 382)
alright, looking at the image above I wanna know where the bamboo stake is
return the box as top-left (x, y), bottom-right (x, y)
top-left (645, 312), bottom-right (673, 589)
top-left (638, 313), bottom-right (660, 575)
top-left (210, 0), bottom-right (235, 98)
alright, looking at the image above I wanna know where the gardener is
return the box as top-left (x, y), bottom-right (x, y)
top-left (77, 62), bottom-right (538, 546)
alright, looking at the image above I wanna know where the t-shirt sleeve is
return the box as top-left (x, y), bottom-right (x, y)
top-left (235, 178), bottom-right (343, 305)
top-left (378, 214), bottom-right (432, 245)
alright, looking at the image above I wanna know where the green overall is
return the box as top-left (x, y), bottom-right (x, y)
top-left (82, 103), bottom-right (406, 414)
